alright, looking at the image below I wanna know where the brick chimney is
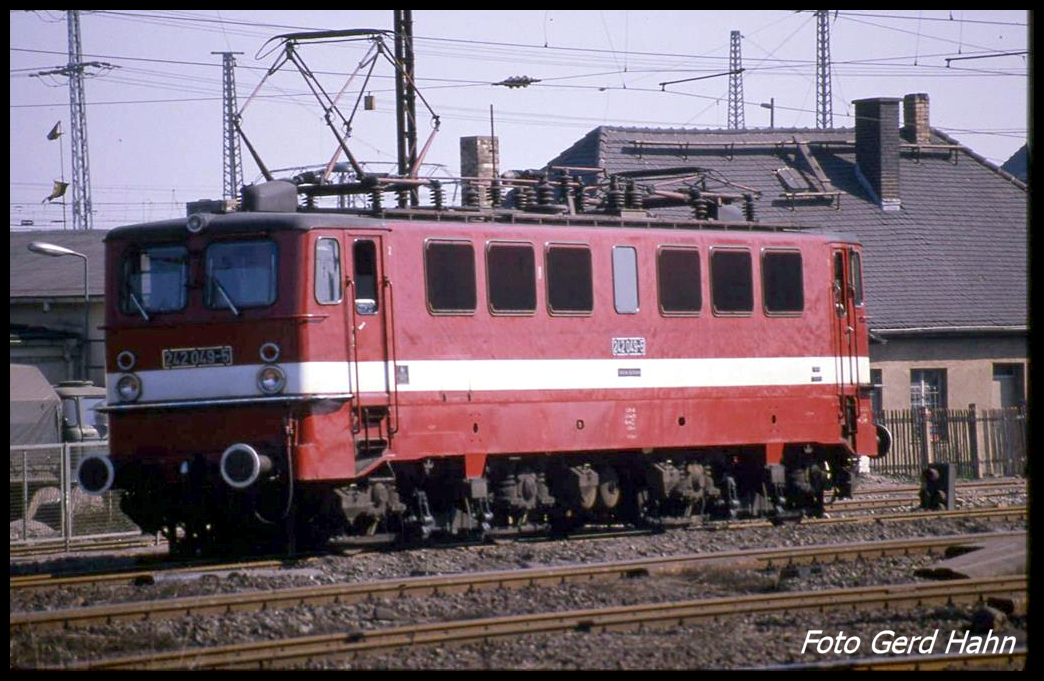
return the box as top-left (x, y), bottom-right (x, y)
top-left (854, 97), bottom-right (901, 211)
top-left (902, 92), bottom-right (931, 144)
top-left (460, 136), bottom-right (499, 207)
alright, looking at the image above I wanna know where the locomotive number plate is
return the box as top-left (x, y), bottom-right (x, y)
top-left (162, 345), bottom-right (233, 370)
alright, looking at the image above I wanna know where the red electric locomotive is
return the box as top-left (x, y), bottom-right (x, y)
top-left (78, 177), bottom-right (888, 553)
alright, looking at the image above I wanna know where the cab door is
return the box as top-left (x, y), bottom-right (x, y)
top-left (831, 247), bottom-right (862, 443)
top-left (344, 234), bottom-right (396, 459)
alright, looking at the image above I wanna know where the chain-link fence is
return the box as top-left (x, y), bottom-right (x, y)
top-left (10, 441), bottom-right (145, 549)
top-left (870, 406), bottom-right (1027, 479)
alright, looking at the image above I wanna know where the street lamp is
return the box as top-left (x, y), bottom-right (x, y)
top-left (28, 241), bottom-right (90, 382)
top-left (760, 98), bottom-right (775, 129)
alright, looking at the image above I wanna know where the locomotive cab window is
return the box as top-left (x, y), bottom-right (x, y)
top-left (314, 237), bottom-right (342, 305)
top-left (762, 250), bottom-right (804, 314)
top-left (612, 246), bottom-right (639, 314)
top-left (353, 240), bottom-right (379, 315)
top-left (425, 240), bottom-right (476, 313)
top-left (657, 247), bottom-right (702, 314)
top-left (546, 244), bottom-right (593, 314)
top-left (849, 249), bottom-right (864, 306)
top-left (204, 239), bottom-right (277, 311)
top-left (487, 242), bottom-right (536, 314)
top-left (833, 252), bottom-right (847, 316)
top-left (121, 244), bottom-right (188, 315)
top-left (710, 249), bottom-right (753, 314)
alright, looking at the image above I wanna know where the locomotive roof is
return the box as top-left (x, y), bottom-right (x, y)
top-left (105, 207), bottom-right (858, 245)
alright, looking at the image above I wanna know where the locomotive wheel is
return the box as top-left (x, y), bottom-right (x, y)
top-left (597, 466), bottom-right (621, 510)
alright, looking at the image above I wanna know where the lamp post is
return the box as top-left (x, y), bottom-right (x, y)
top-left (28, 241), bottom-right (90, 382)
top-left (760, 98), bottom-right (775, 129)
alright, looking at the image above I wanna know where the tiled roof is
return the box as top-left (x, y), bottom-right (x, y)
top-left (1001, 145), bottom-right (1028, 183)
top-left (10, 230), bottom-right (108, 299)
top-left (545, 126), bottom-right (1028, 333)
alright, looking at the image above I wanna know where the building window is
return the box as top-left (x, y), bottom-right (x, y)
top-left (547, 245), bottom-right (593, 314)
top-left (315, 238), bottom-right (342, 305)
top-left (910, 369), bottom-right (947, 411)
top-left (870, 368), bottom-right (883, 416)
top-left (425, 241), bottom-right (476, 313)
top-left (762, 250), bottom-right (804, 313)
top-left (487, 243), bottom-right (536, 314)
top-left (612, 246), bottom-right (639, 314)
top-left (657, 247), bottom-right (701, 314)
top-left (711, 249), bottom-right (753, 314)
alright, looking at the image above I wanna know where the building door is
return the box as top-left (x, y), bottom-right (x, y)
top-left (992, 364), bottom-right (1024, 409)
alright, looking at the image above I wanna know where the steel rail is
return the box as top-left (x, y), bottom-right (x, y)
top-left (60, 575), bottom-right (1026, 670)
top-left (9, 557), bottom-right (289, 590)
top-left (850, 479), bottom-right (1024, 497)
top-left (12, 530), bottom-right (1025, 633)
top-left (10, 505), bottom-right (1027, 591)
top-left (830, 491), bottom-right (1023, 513)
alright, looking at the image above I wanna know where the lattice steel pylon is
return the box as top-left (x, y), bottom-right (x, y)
top-left (66, 9), bottom-right (93, 230)
top-left (728, 30), bottom-right (744, 130)
top-left (213, 51), bottom-right (244, 201)
top-left (815, 10), bottom-right (833, 129)
top-left (31, 11), bottom-right (113, 229)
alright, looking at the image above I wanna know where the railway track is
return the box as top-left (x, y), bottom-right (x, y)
top-left (8, 536), bottom-right (163, 560)
top-left (10, 504), bottom-right (1027, 591)
top-left (9, 479), bottom-right (1024, 562)
top-left (829, 491), bottom-right (1023, 514)
top-left (54, 574), bottom-right (1026, 670)
top-left (11, 530), bottom-right (1025, 632)
top-left (850, 478), bottom-right (1024, 498)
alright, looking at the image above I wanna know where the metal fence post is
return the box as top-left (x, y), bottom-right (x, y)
top-left (966, 403), bottom-right (980, 479)
top-left (63, 443), bottom-right (72, 551)
top-left (918, 407), bottom-right (930, 469)
top-left (21, 450), bottom-right (28, 541)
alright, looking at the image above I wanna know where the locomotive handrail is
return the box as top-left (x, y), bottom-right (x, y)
top-left (96, 393), bottom-right (354, 413)
top-left (345, 278), bottom-right (364, 435)
top-left (382, 275), bottom-right (400, 438)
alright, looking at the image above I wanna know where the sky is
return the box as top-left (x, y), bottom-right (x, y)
top-left (9, 10), bottom-right (1030, 231)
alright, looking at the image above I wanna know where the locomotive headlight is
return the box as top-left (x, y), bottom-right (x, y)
top-left (116, 373), bottom-right (142, 402)
top-left (257, 365), bottom-right (286, 394)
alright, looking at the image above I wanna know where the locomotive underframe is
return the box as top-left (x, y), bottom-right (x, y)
top-left (110, 419), bottom-right (855, 554)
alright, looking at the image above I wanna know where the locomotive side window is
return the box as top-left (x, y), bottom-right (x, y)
top-left (487, 242), bottom-right (536, 314)
top-left (657, 247), bottom-right (701, 314)
top-left (425, 241), bottom-right (476, 313)
top-left (546, 245), bottom-right (593, 314)
top-left (710, 249), bottom-right (753, 314)
top-left (204, 240), bottom-right (277, 311)
top-left (314, 237), bottom-right (342, 305)
top-left (353, 240), bottom-right (379, 315)
top-left (762, 250), bottom-right (804, 314)
top-left (612, 246), bottom-right (639, 314)
top-left (833, 252), bottom-right (847, 316)
top-left (121, 244), bottom-right (188, 315)
top-left (849, 249), bottom-right (864, 306)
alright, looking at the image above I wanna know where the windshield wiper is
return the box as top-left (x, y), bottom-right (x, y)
top-left (127, 289), bottom-right (150, 321)
top-left (210, 276), bottom-right (241, 317)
